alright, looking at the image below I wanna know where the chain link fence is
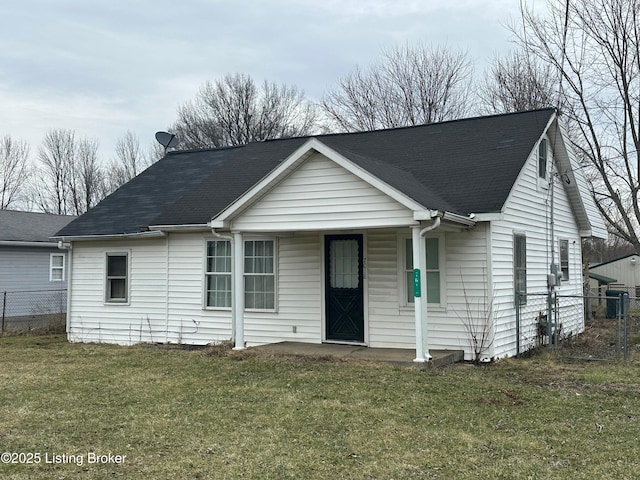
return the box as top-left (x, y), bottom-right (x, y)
top-left (516, 290), bottom-right (638, 361)
top-left (1, 289), bottom-right (67, 334)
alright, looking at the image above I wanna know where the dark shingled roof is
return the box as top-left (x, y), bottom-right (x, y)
top-left (56, 108), bottom-right (556, 237)
top-left (0, 210), bottom-right (76, 243)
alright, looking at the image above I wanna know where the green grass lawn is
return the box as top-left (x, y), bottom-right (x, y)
top-left (0, 335), bottom-right (639, 479)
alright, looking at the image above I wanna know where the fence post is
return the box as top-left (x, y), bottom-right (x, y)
top-left (515, 291), bottom-right (520, 357)
top-left (547, 289), bottom-right (553, 350)
top-left (623, 293), bottom-right (629, 361)
top-left (1, 291), bottom-right (6, 334)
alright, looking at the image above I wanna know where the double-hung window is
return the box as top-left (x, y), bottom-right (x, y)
top-left (244, 240), bottom-right (275, 310)
top-left (205, 240), bottom-right (232, 308)
top-left (106, 253), bottom-right (128, 303)
top-left (559, 239), bottom-right (569, 281)
top-left (403, 236), bottom-right (442, 305)
top-left (203, 239), bottom-right (277, 311)
top-left (514, 234), bottom-right (527, 305)
top-left (50, 253), bottom-right (65, 282)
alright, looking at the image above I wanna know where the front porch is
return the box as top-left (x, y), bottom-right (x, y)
top-left (251, 342), bottom-right (465, 367)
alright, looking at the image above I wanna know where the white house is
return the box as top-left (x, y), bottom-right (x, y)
top-left (54, 109), bottom-right (606, 361)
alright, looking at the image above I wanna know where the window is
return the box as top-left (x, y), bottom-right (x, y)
top-left (205, 240), bottom-right (232, 308)
top-left (559, 239), bottom-right (569, 281)
top-left (538, 138), bottom-right (548, 179)
top-left (106, 253), bottom-right (128, 303)
top-left (514, 234), bottom-right (527, 305)
top-left (50, 253), bottom-right (65, 282)
top-left (330, 239), bottom-right (360, 289)
top-left (244, 240), bottom-right (275, 310)
top-left (404, 237), bottom-right (442, 305)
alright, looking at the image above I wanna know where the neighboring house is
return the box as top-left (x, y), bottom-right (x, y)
top-left (54, 108), bottom-right (606, 361)
top-left (590, 254), bottom-right (640, 297)
top-left (0, 210), bottom-right (75, 317)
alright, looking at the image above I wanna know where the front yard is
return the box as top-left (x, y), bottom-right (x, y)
top-left (1, 334), bottom-right (639, 479)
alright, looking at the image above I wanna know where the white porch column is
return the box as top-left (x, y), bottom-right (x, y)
top-left (233, 232), bottom-right (245, 350)
top-left (412, 225), bottom-right (432, 362)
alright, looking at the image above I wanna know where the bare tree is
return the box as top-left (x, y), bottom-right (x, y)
top-left (514, 0), bottom-right (640, 252)
top-left (478, 50), bottom-right (559, 114)
top-left (33, 129), bottom-right (75, 214)
top-left (0, 134), bottom-right (30, 209)
top-left (321, 43), bottom-right (473, 132)
top-left (172, 73), bottom-right (318, 149)
top-left (68, 138), bottom-right (104, 215)
top-left (33, 129), bottom-right (105, 215)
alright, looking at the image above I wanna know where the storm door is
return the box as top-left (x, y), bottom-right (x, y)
top-left (324, 234), bottom-right (364, 342)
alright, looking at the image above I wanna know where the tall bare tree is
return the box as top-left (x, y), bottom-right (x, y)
top-left (172, 73), bottom-right (318, 149)
top-left (33, 129), bottom-right (105, 215)
top-left (514, 0), bottom-right (640, 252)
top-left (478, 50), bottom-right (559, 114)
top-left (321, 43), bottom-right (473, 132)
top-left (68, 138), bottom-right (104, 215)
top-left (0, 134), bottom-right (30, 209)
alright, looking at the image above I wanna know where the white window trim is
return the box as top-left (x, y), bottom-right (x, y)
top-left (203, 238), bottom-right (232, 311)
top-left (49, 253), bottom-right (65, 282)
top-left (244, 237), bottom-right (278, 313)
top-left (398, 232), bottom-right (446, 309)
top-left (104, 251), bottom-right (131, 305)
top-left (201, 237), bottom-right (279, 313)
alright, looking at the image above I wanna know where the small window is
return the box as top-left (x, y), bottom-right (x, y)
top-left (244, 240), bottom-right (275, 310)
top-left (538, 139), bottom-right (548, 179)
top-left (205, 240), bottom-right (232, 308)
top-left (404, 237), bottom-right (441, 305)
top-left (559, 239), bottom-right (569, 281)
top-left (106, 253), bottom-right (128, 303)
top-left (514, 234), bottom-right (527, 305)
top-left (50, 253), bottom-right (65, 282)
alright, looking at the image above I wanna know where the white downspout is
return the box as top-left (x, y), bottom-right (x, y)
top-left (413, 217), bottom-right (441, 362)
top-left (58, 241), bottom-right (72, 338)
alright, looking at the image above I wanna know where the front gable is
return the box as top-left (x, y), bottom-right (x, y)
top-left (229, 152), bottom-right (418, 231)
top-left (212, 139), bottom-right (436, 232)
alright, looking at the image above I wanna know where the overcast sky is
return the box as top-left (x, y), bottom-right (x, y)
top-left (0, 0), bottom-right (543, 161)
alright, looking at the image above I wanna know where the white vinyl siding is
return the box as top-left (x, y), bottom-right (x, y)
top-left (491, 133), bottom-right (584, 359)
top-left (244, 232), bottom-right (321, 346)
top-left (69, 239), bottom-right (169, 345)
top-left (230, 153), bottom-right (415, 232)
top-left (367, 227), bottom-right (489, 354)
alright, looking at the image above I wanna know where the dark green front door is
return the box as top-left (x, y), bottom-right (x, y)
top-left (325, 234), bottom-right (364, 342)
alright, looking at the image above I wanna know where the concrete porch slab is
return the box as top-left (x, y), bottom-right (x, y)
top-left (250, 342), bottom-right (464, 367)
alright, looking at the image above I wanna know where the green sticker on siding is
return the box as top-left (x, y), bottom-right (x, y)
top-left (413, 269), bottom-right (421, 297)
